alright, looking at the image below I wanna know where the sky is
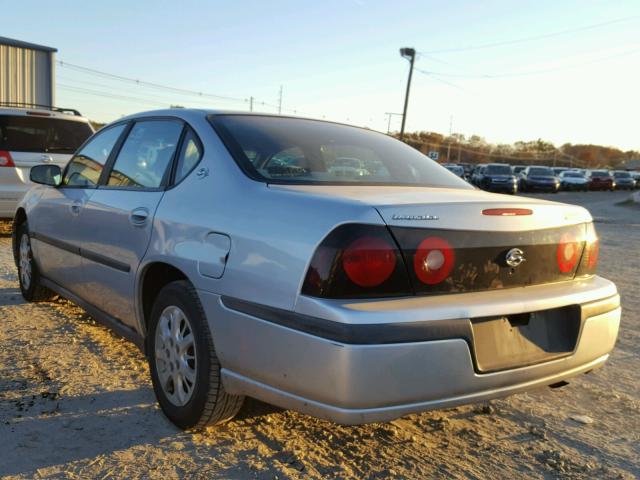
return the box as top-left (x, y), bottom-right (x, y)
top-left (2, 0), bottom-right (640, 150)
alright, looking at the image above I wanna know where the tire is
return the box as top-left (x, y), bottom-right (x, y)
top-left (147, 280), bottom-right (244, 430)
top-left (15, 222), bottom-right (56, 302)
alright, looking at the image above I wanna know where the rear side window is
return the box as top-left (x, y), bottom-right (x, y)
top-left (63, 123), bottom-right (126, 187)
top-left (0, 115), bottom-right (93, 154)
top-left (174, 127), bottom-right (202, 183)
top-left (107, 120), bottom-right (182, 189)
top-left (210, 115), bottom-right (471, 188)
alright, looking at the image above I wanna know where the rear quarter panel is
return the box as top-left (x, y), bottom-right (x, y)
top-left (142, 122), bottom-right (382, 314)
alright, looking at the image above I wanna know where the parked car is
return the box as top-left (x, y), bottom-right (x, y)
top-left (470, 163), bottom-right (487, 185)
top-left (518, 166), bottom-right (560, 193)
top-left (630, 171), bottom-right (640, 189)
top-left (14, 109), bottom-right (620, 430)
top-left (473, 163), bottom-right (518, 193)
top-left (588, 170), bottom-right (616, 191)
top-left (611, 170), bottom-right (636, 190)
top-left (511, 165), bottom-right (526, 175)
top-left (559, 170), bottom-right (589, 191)
top-left (444, 164), bottom-right (465, 177)
top-left (0, 103), bottom-right (94, 218)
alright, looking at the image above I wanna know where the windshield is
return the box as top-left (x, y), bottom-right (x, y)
top-left (486, 164), bottom-right (511, 175)
top-left (210, 115), bottom-right (472, 188)
top-left (0, 115), bottom-right (93, 154)
top-left (614, 171), bottom-right (630, 178)
top-left (529, 167), bottom-right (554, 176)
top-left (563, 172), bottom-right (584, 178)
top-left (591, 170), bottom-right (609, 177)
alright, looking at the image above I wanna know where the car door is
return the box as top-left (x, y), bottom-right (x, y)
top-left (28, 123), bottom-right (128, 295)
top-left (77, 118), bottom-right (185, 327)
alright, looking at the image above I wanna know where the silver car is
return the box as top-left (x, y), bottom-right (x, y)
top-left (14, 109), bottom-right (620, 430)
top-left (0, 104), bottom-right (94, 218)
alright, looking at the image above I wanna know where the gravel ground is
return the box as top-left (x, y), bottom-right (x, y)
top-left (0, 191), bottom-right (638, 479)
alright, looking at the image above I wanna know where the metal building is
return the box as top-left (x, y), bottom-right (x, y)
top-left (0, 36), bottom-right (56, 107)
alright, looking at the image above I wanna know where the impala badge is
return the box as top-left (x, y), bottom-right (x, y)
top-left (505, 248), bottom-right (526, 268)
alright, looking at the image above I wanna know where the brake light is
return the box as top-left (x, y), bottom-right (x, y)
top-left (301, 224), bottom-right (411, 299)
top-left (0, 151), bottom-right (15, 167)
top-left (556, 232), bottom-right (580, 273)
top-left (343, 237), bottom-right (397, 287)
top-left (414, 236), bottom-right (455, 285)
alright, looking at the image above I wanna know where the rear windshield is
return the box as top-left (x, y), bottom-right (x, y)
top-left (486, 164), bottom-right (511, 175)
top-left (0, 115), bottom-right (93, 154)
top-left (210, 115), bottom-right (472, 188)
top-left (529, 167), bottom-right (554, 176)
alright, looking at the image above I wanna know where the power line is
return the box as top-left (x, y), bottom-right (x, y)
top-left (58, 60), bottom-right (249, 104)
top-left (415, 46), bottom-right (640, 80)
top-left (419, 15), bottom-right (639, 54)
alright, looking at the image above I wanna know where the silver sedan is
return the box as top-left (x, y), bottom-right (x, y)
top-left (13, 109), bottom-right (620, 430)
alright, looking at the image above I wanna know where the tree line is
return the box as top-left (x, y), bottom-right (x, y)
top-left (397, 131), bottom-right (639, 169)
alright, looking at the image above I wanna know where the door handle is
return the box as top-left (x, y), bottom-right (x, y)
top-left (129, 207), bottom-right (149, 226)
top-left (70, 201), bottom-right (82, 216)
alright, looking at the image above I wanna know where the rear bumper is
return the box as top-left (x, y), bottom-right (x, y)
top-left (0, 184), bottom-right (30, 217)
top-left (199, 276), bottom-right (620, 424)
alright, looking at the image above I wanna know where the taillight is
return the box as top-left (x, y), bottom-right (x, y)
top-left (342, 237), bottom-right (397, 287)
top-left (413, 236), bottom-right (455, 285)
top-left (0, 151), bottom-right (15, 167)
top-left (556, 232), bottom-right (580, 273)
top-left (576, 223), bottom-right (599, 276)
top-left (301, 224), bottom-right (411, 299)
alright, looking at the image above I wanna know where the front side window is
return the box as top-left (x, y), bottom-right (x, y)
top-left (63, 123), bottom-right (126, 187)
top-left (107, 120), bottom-right (182, 188)
top-left (210, 115), bottom-right (471, 188)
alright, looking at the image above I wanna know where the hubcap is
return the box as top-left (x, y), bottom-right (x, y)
top-left (19, 234), bottom-right (32, 290)
top-left (154, 306), bottom-right (197, 406)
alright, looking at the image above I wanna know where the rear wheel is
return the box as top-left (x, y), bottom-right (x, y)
top-left (148, 280), bottom-right (244, 430)
top-left (16, 223), bottom-right (56, 302)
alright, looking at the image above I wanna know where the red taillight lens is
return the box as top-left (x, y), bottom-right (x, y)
top-left (0, 151), bottom-right (15, 167)
top-left (577, 223), bottom-right (598, 276)
top-left (556, 232), bottom-right (580, 273)
top-left (343, 236), bottom-right (397, 287)
top-left (301, 224), bottom-right (411, 299)
top-left (586, 239), bottom-right (599, 269)
top-left (414, 236), bottom-right (455, 285)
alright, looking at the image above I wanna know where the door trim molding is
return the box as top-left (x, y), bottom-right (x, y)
top-left (31, 231), bottom-right (131, 273)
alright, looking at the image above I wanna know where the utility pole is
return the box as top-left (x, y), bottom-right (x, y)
top-left (399, 47), bottom-right (416, 141)
top-left (384, 112), bottom-right (403, 134)
top-left (249, 96), bottom-right (254, 112)
top-left (278, 86), bottom-right (283, 114)
top-left (446, 115), bottom-right (453, 162)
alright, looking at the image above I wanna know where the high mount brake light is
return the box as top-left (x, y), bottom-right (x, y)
top-left (301, 224), bottom-right (411, 299)
top-left (557, 232), bottom-right (580, 273)
top-left (0, 151), bottom-right (15, 167)
top-left (413, 236), bottom-right (455, 285)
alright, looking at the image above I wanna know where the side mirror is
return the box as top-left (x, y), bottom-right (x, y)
top-left (30, 164), bottom-right (62, 187)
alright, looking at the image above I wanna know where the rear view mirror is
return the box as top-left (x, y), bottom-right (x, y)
top-left (30, 164), bottom-right (62, 187)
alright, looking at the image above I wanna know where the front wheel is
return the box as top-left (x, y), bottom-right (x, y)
top-left (148, 280), bottom-right (244, 430)
top-left (15, 223), bottom-right (56, 302)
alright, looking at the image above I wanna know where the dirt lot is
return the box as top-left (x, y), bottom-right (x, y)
top-left (0, 191), bottom-right (638, 479)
